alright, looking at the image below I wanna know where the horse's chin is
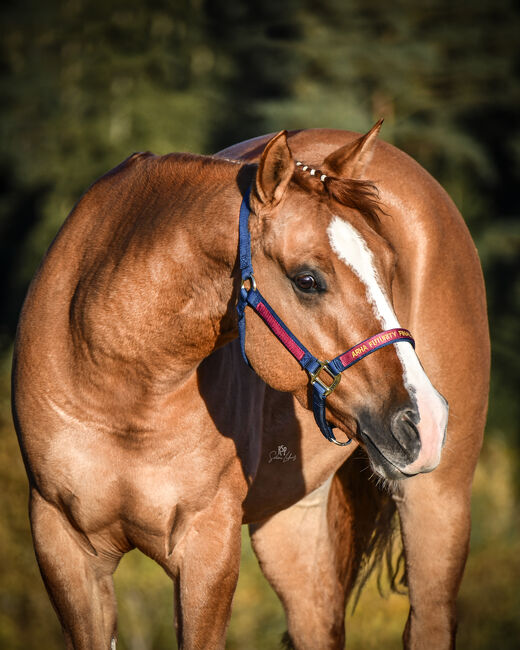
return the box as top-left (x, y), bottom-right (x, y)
top-left (371, 461), bottom-right (411, 481)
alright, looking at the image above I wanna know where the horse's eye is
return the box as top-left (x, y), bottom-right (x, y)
top-left (294, 273), bottom-right (317, 292)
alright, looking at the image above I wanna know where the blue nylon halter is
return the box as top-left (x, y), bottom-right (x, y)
top-left (236, 187), bottom-right (415, 446)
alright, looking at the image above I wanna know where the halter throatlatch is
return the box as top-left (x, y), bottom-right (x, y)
top-left (236, 188), bottom-right (415, 446)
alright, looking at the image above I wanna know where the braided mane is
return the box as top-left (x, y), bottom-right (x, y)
top-left (293, 161), bottom-right (382, 226)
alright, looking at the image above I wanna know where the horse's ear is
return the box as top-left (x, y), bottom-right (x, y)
top-left (323, 119), bottom-right (383, 179)
top-left (253, 130), bottom-right (294, 206)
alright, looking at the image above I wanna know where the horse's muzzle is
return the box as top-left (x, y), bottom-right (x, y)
top-left (390, 408), bottom-right (421, 461)
top-left (358, 401), bottom-right (447, 480)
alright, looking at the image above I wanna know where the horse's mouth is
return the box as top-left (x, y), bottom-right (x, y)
top-left (358, 430), bottom-right (417, 480)
top-left (328, 414), bottom-right (420, 479)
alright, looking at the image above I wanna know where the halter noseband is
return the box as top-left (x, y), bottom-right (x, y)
top-left (236, 187), bottom-right (415, 446)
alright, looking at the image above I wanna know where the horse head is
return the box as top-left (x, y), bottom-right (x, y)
top-left (241, 124), bottom-right (448, 480)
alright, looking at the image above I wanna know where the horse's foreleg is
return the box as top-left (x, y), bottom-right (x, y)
top-left (30, 489), bottom-right (121, 650)
top-left (250, 475), bottom-right (352, 650)
top-left (158, 491), bottom-right (242, 650)
top-left (250, 454), bottom-right (394, 650)
top-left (397, 470), bottom-right (475, 650)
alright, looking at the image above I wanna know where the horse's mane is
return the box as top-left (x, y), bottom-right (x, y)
top-left (135, 153), bottom-right (383, 228)
top-left (132, 152), bottom-right (382, 224)
top-left (292, 168), bottom-right (383, 227)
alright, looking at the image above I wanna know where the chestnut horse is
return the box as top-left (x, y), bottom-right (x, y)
top-left (12, 123), bottom-right (488, 649)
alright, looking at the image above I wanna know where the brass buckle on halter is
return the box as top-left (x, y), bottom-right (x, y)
top-left (309, 361), bottom-right (341, 397)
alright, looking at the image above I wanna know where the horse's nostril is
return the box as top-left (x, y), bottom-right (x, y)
top-left (391, 408), bottom-right (421, 459)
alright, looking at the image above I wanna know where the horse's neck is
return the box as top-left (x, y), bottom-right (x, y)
top-left (73, 158), bottom-right (246, 389)
top-left (156, 171), bottom-right (243, 368)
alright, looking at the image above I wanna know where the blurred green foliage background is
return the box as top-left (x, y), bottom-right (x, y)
top-left (1, 0), bottom-right (519, 647)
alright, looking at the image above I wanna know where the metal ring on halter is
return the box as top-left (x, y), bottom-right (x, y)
top-left (241, 274), bottom-right (257, 292)
top-left (329, 432), bottom-right (353, 446)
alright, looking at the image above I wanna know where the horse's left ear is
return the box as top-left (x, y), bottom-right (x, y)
top-left (323, 119), bottom-right (383, 179)
top-left (253, 130), bottom-right (294, 207)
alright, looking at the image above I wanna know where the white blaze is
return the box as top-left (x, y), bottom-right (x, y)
top-left (327, 216), bottom-right (447, 473)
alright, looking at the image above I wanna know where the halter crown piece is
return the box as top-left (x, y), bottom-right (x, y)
top-left (236, 186), bottom-right (415, 446)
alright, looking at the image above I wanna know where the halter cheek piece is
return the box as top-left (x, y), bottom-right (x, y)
top-left (236, 186), bottom-right (415, 446)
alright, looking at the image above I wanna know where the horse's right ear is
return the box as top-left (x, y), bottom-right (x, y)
top-left (323, 119), bottom-right (383, 179)
top-left (252, 131), bottom-right (294, 207)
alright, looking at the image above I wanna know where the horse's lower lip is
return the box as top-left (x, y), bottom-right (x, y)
top-left (358, 430), bottom-right (416, 480)
top-left (398, 468), bottom-right (419, 478)
top-left (379, 462), bottom-right (411, 480)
